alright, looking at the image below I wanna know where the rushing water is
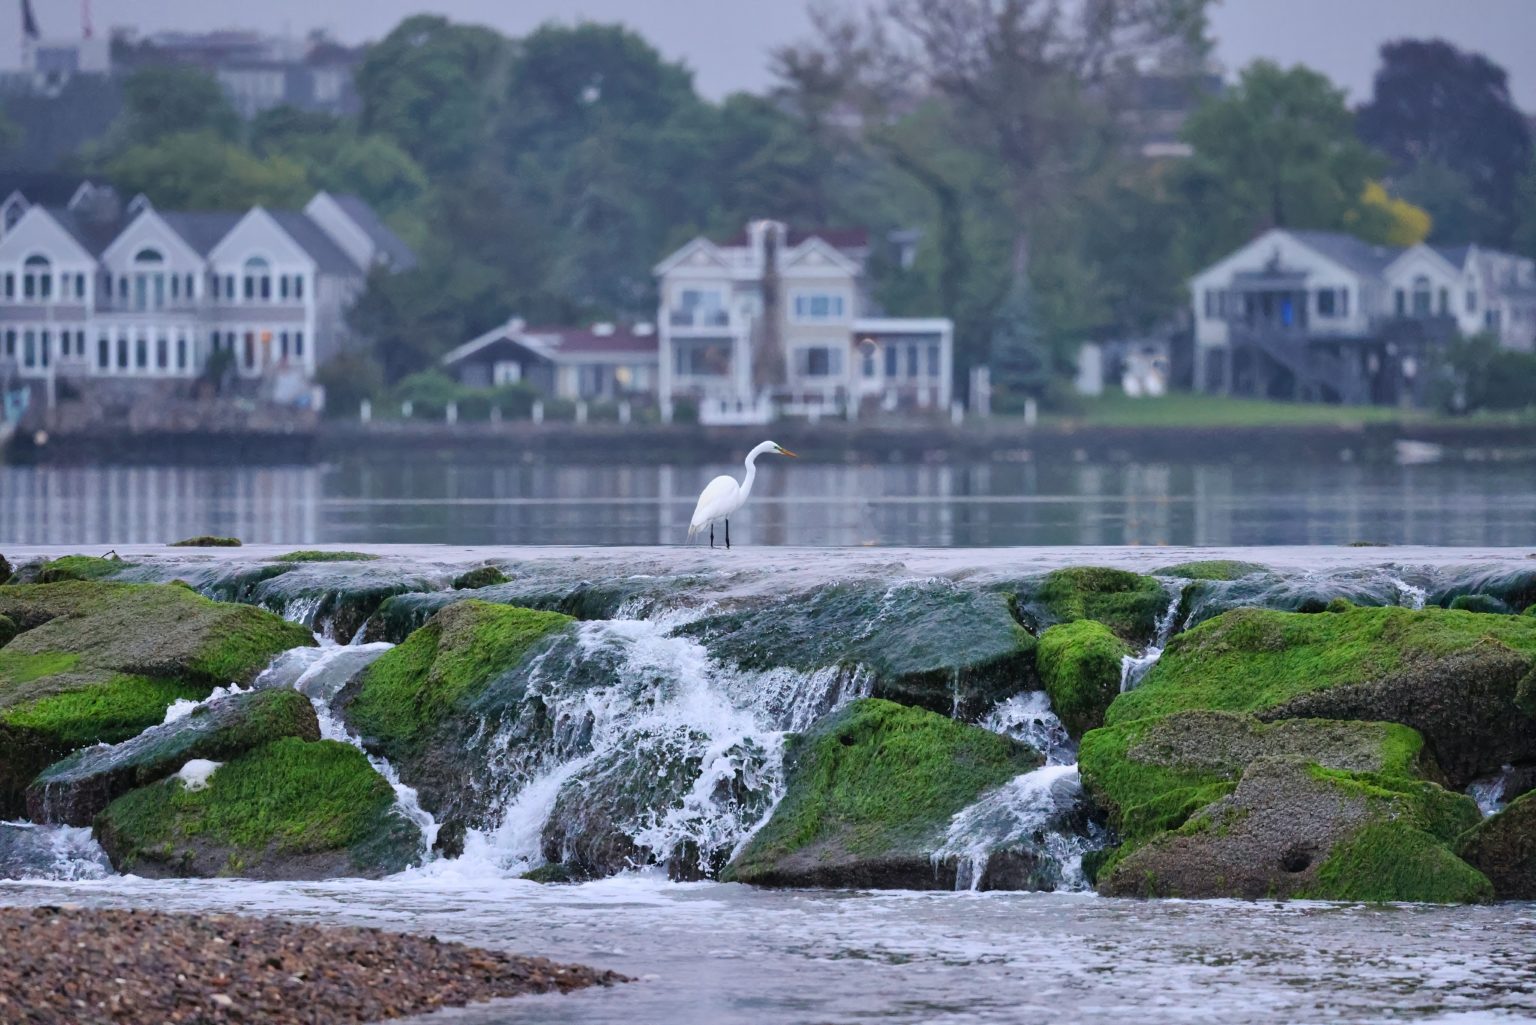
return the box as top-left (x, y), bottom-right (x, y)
top-left (6, 456), bottom-right (1536, 546)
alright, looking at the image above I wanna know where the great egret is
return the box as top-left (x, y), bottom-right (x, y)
top-left (688, 440), bottom-right (797, 548)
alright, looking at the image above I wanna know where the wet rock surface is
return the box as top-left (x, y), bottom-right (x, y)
top-left (0, 905), bottom-right (624, 1024)
top-left (1459, 791), bottom-right (1536, 899)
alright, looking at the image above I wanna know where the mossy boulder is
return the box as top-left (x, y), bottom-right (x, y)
top-left (723, 699), bottom-right (1042, 888)
top-left (1108, 605), bottom-right (1536, 787)
top-left (0, 581), bottom-right (314, 818)
top-left (27, 689), bottom-right (319, 826)
top-left (1036, 620), bottom-right (1128, 738)
top-left (453, 565), bottom-right (510, 590)
top-left (272, 550), bottom-right (378, 563)
top-left (187, 561), bottom-right (441, 643)
top-left (1154, 560), bottom-right (1269, 582)
top-left (1097, 757), bottom-right (1490, 902)
top-left (168, 536), bottom-right (242, 547)
top-left (337, 600), bottom-right (574, 845)
top-left (675, 581), bottom-right (1038, 720)
top-left (0, 554), bottom-right (11, 584)
top-left (93, 737), bottom-right (421, 879)
top-left (1458, 791), bottom-right (1536, 899)
top-left (0, 614), bottom-right (14, 649)
top-left (1016, 567), bottom-right (1167, 646)
top-left (1447, 594), bottom-right (1511, 615)
top-left (36, 555), bottom-right (127, 583)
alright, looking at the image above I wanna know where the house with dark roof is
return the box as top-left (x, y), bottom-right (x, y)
top-left (1190, 228), bottom-right (1536, 405)
top-left (0, 185), bottom-right (413, 396)
top-left (441, 317), bottom-right (659, 402)
top-left (653, 219), bottom-right (953, 423)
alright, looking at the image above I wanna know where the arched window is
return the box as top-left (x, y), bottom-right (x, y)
top-left (22, 254), bottom-right (50, 300)
top-left (132, 247), bottom-right (164, 264)
top-left (1411, 274), bottom-right (1432, 317)
top-left (132, 248), bottom-right (166, 310)
top-left (243, 256), bottom-right (270, 302)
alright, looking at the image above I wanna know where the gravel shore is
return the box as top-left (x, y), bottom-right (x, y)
top-left (0, 905), bottom-right (626, 1024)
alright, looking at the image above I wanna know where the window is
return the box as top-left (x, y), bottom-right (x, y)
top-left (176, 335), bottom-right (187, 371)
top-left (118, 276), bottom-right (128, 301)
top-left (1412, 275), bottom-right (1432, 317)
top-left (75, 272), bottom-right (85, 298)
top-left (792, 293), bottom-right (846, 320)
top-left (493, 361), bottom-right (522, 385)
top-left (927, 344), bottom-right (940, 377)
top-left (3, 273), bottom-right (12, 299)
top-left (885, 343), bottom-right (898, 377)
top-left (244, 256), bottom-right (269, 303)
top-left (1439, 288), bottom-right (1450, 315)
top-left (22, 254), bottom-right (49, 299)
top-left (21, 330), bottom-right (33, 367)
top-left (184, 273), bottom-right (194, 298)
top-left (224, 274), bottom-right (235, 298)
top-left (117, 336), bottom-right (128, 369)
top-left (1467, 289), bottom-right (1478, 314)
top-left (1395, 288), bottom-right (1406, 316)
top-left (97, 335), bottom-right (109, 369)
top-left (135, 335), bottom-right (147, 369)
top-left (1340, 289), bottom-right (1350, 316)
top-left (210, 275), bottom-right (220, 300)
top-left (293, 331), bottom-right (303, 357)
top-left (1203, 289), bottom-right (1215, 318)
top-left (170, 275), bottom-right (180, 300)
top-left (133, 247), bottom-right (163, 264)
top-left (156, 334), bottom-right (168, 369)
top-left (38, 330), bottom-right (48, 367)
top-left (795, 346), bottom-right (842, 377)
top-left (279, 331), bottom-right (289, 359)
top-left (243, 331), bottom-right (255, 369)
top-left (1317, 289), bottom-right (1336, 317)
top-left (279, 275), bottom-right (289, 300)
top-left (3, 330), bottom-right (12, 357)
top-left (673, 339), bottom-right (731, 376)
top-left (293, 275), bottom-right (303, 299)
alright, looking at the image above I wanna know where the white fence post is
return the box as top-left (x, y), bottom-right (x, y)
top-left (576, 400), bottom-right (588, 424)
top-left (532, 400), bottom-right (544, 424)
top-left (359, 398), bottom-right (371, 423)
top-left (445, 400), bottom-right (457, 425)
top-left (619, 400), bottom-right (631, 424)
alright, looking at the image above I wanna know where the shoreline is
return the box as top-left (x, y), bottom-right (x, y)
top-left (0, 905), bottom-right (624, 1024)
top-left (5, 416), bottom-right (1536, 465)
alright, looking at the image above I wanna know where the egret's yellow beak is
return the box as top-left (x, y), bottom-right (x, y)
top-left (778, 448), bottom-right (798, 458)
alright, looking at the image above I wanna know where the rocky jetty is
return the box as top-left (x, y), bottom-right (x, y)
top-left (2, 545), bottom-right (1533, 903)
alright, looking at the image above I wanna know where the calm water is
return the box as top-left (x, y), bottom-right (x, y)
top-left (2, 875), bottom-right (1533, 1025)
top-left (3, 457), bottom-right (1536, 547)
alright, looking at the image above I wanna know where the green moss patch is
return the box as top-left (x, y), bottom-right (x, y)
top-left (344, 600), bottom-right (572, 758)
top-left (1458, 791), bottom-right (1536, 899)
top-left (0, 581), bottom-right (313, 817)
top-left (1303, 820), bottom-right (1492, 903)
top-left (1021, 567), bottom-right (1167, 645)
top-left (169, 536), bottom-right (242, 547)
top-left (0, 614), bottom-right (15, 649)
top-left (272, 550), bottom-right (379, 563)
top-left (724, 699), bottom-right (1041, 887)
top-left (94, 737), bottom-right (419, 879)
top-left (37, 555), bottom-right (128, 583)
top-left (1036, 620), bottom-right (1128, 737)
top-left (1154, 560), bottom-right (1269, 581)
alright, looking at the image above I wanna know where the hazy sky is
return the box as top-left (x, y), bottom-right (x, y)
top-left (11, 0), bottom-right (1536, 107)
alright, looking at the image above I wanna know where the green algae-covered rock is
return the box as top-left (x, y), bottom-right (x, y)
top-left (1098, 757), bottom-right (1490, 902)
top-left (1016, 567), bottom-right (1167, 646)
top-left (1108, 605), bottom-right (1536, 786)
top-left (452, 565), bottom-right (510, 590)
top-left (0, 554), bottom-right (11, 584)
top-left (1447, 594), bottom-right (1512, 614)
top-left (168, 536), bottom-right (242, 547)
top-left (723, 699), bottom-right (1042, 888)
top-left (675, 581), bottom-right (1038, 720)
top-left (1458, 791), bottom-right (1536, 899)
top-left (0, 582), bottom-right (314, 818)
top-left (338, 600), bottom-right (574, 846)
top-left (1154, 560), bottom-right (1269, 582)
top-left (1036, 620), bottom-right (1128, 738)
top-left (0, 614), bottom-right (14, 649)
top-left (36, 555), bottom-right (128, 583)
top-left (27, 689), bottom-right (319, 826)
top-left (93, 737), bottom-right (420, 879)
top-left (272, 550), bottom-right (379, 563)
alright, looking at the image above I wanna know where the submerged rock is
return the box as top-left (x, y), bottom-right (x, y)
top-left (724, 699), bottom-right (1042, 888)
top-left (1458, 791), bottom-right (1536, 899)
top-left (36, 554), bottom-right (128, 583)
top-left (337, 599), bottom-right (575, 846)
top-left (675, 580), bottom-right (1037, 719)
top-left (94, 737), bottom-right (421, 879)
top-left (0, 582), bottom-right (314, 819)
top-left (1035, 620), bottom-right (1129, 738)
top-left (1109, 605), bottom-right (1536, 787)
top-left (27, 689), bottom-right (319, 826)
top-left (453, 565), bottom-right (510, 590)
top-left (1154, 560), bottom-right (1269, 582)
top-left (167, 536), bottom-right (242, 547)
top-left (191, 561), bottom-right (444, 642)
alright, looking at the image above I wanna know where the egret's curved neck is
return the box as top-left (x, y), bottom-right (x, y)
top-left (739, 442), bottom-right (772, 501)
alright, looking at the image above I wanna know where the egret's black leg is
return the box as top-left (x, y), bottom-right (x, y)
top-left (725, 518), bottom-right (731, 549)
top-left (709, 523), bottom-right (715, 549)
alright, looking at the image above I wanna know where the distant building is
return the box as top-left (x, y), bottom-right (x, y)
top-left (0, 184), bottom-right (413, 396)
top-left (654, 220), bottom-right (954, 422)
top-left (1190, 228), bottom-right (1536, 405)
top-left (441, 318), bottom-right (659, 402)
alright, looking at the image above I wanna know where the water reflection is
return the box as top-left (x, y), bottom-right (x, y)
top-left (2, 458), bottom-right (1534, 547)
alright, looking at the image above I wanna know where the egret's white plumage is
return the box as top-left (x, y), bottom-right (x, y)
top-left (688, 439), bottom-right (796, 547)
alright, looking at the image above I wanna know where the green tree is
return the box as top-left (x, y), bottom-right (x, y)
top-left (102, 132), bottom-right (310, 209)
top-left (355, 15), bottom-right (510, 174)
top-left (116, 66), bottom-right (239, 148)
top-left (1177, 61), bottom-right (1386, 265)
top-left (252, 109), bottom-right (429, 215)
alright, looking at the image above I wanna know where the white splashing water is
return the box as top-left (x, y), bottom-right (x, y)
top-left (0, 820), bottom-right (112, 881)
top-left (983, 691), bottom-right (1076, 765)
top-left (162, 682), bottom-right (253, 724)
top-left (1390, 577), bottom-right (1429, 610)
top-left (255, 642), bottom-right (441, 856)
top-left (426, 618), bottom-right (869, 880)
top-left (1120, 589), bottom-right (1182, 693)
top-left (1467, 766), bottom-right (1514, 817)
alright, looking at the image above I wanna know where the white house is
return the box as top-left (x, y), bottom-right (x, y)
top-left (441, 318), bottom-right (659, 402)
top-left (654, 220), bottom-right (953, 422)
top-left (0, 184), bottom-right (413, 397)
top-left (1190, 228), bottom-right (1536, 404)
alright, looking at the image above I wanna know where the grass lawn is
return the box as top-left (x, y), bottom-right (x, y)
top-left (1043, 392), bottom-right (1427, 429)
